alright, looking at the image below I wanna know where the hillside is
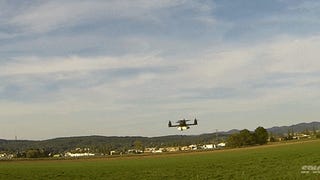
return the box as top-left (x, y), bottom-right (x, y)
top-left (267, 121), bottom-right (320, 135)
top-left (0, 134), bottom-right (226, 153)
top-left (0, 121), bottom-right (319, 153)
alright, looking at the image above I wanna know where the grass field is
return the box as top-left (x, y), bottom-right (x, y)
top-left (1, 140), bottom-right (320, 179)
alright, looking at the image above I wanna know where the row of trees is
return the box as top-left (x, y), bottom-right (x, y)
top-left (16, 149), bottom-right (50, 158)
top-left (227, 127), bottom-right (268, 148)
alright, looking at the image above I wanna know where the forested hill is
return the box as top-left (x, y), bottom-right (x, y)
top-left (0, 121), bottom-right (319, 153)
top-left (0, 134), bottom-right (226, 153)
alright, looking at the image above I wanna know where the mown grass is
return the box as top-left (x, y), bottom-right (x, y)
top-left (1, 140), bottom-right (320, 179)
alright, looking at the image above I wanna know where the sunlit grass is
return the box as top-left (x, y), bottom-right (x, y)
top-left (1, 140), bottom-right (320, 179)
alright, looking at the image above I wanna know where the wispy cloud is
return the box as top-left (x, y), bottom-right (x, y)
top-left (3, 34), bottom-right (320, 105)
top-left (0, 54), bottom-right (164, 76)
top-left (7, 0), bottom-right (214, 34)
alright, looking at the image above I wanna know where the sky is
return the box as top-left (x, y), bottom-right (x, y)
top-left (1, 0), bottom-right (320, 140)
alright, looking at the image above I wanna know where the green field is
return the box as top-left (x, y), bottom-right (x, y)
top-left (1, 140), bottom-right (320, 179)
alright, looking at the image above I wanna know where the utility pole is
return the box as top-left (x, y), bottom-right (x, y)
top-left (214, 129), bottom-right (218, 142)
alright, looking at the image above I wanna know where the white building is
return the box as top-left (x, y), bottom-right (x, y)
top-left (202, 144), bottom-right (214, 149)
top-left (217, 142), bottom-right (226, 147)
top-left (65, 152), bottom-right (95, 157)
top-left (152, 149), bottom-right (163, 153)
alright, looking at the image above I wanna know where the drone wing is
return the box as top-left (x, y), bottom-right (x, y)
top-left (168, 121), bottom-right (179, 127)
top-left (186, 118), bottom-right (198, 126)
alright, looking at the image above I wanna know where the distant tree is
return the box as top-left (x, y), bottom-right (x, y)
top-left (269, 136), bottom-right (276, 142)
top-left (268, 132), bottom-right (275, 142)
top-left (286, 129), bottom-right (293, 140)
top-left (227, 129), bottom-right (256, 148)
top-left (291, 128), bottom-right (295, 136)
top-left (100, 144), bottom-right (112, 155)
top-left (226, 133), bottom-right (242, 148)
top-left (254, 127), bottom-right (268, 145)
top-left (313, 126), bottom-right (317, 135)
top-left (25, 149), bottom-right (49, 158)
top-left (239, 129), bottom-right (255, 146)
top-left (15, 152), bottom-right (26, 158)
top-left (303, 128), bottom-right (310, 135)
top-left (133, 140), bottom-right (144, 151)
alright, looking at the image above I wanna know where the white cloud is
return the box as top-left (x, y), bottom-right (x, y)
top-left (185, 35), bottom-right (320, 87)
top-left (2, 35), bottom-right (320, 108)
top-left (0, 54), bottom-right (164, 76)
top-left (8, 0), bottom-right (211, 33)
top-left (266, 36), bottom-right (320, 73)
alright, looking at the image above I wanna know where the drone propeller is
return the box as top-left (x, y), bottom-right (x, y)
top-left (194, 118), bottom-right (198, 125)
top-left (168, 121), bottom-right (172, 127)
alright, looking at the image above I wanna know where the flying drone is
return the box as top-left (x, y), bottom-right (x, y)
top-left (168, 118), bottom-right (198, 131)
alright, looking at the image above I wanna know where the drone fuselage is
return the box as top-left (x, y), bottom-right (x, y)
top-left (177, 126), bottom-right (190, 131)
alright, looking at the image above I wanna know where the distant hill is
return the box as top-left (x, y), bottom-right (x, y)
top-left (0, 121), bottom-right (319, 153)
top-left (221, 121), bottom-right (320, 135)
top-left (267, 121), bottom-right (320, 135)
top-left (224, 129), bottom-right (240, 134)
top-left (0, 134), bottom-right (226, 153)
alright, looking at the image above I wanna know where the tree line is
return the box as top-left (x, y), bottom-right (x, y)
top-left (226, 126), bottom-right (268, 148)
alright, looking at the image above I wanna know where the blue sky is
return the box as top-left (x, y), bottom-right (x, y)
top-left (1, 0), bottom-right (320, 140)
